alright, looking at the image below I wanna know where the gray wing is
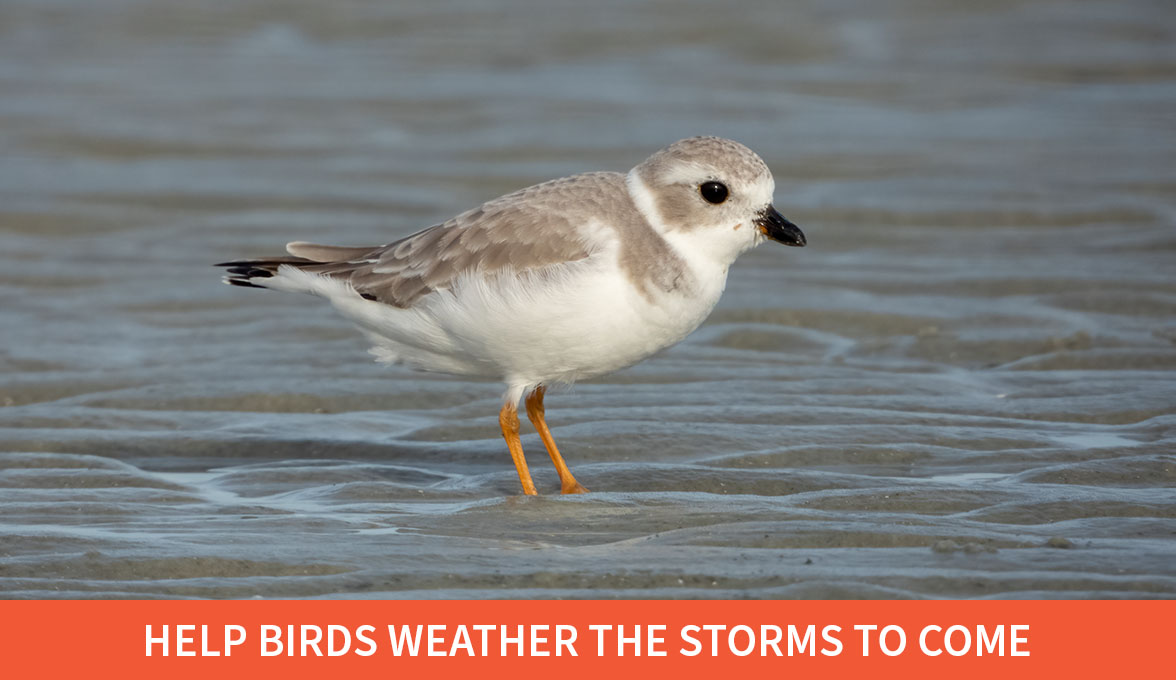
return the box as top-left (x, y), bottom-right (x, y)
top-left (226, 172), bottom-right (626, 307)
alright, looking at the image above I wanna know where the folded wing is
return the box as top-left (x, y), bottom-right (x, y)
top-left (217, 172), bottom-right (625, 307)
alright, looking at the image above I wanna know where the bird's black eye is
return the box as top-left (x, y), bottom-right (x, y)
top-left (699, 181), bottom-right (729, 204)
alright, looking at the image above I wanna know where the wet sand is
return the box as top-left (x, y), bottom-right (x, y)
top-left (1, 0), bottom-right (1174, 598)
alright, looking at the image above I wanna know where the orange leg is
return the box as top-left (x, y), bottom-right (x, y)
top-left (499, 402), bottom-right (537, 496)
top-left (525, 386), bottom-right (588, 494)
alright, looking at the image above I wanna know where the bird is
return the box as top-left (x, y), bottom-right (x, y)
top-left (217, 136), bottom-right (806, 495)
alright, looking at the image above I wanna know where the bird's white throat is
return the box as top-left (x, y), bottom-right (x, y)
top-left (625, 168), bottom-right (762, 272)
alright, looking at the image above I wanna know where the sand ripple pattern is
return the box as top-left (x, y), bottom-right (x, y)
top-left (1, 0), bottom-right (1174, 598)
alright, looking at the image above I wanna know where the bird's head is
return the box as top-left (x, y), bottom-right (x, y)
top-left (627, 136), bottom-right (805, 265)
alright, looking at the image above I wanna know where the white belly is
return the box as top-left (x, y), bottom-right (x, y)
top-left (330, 251), bottom-right (727, 387)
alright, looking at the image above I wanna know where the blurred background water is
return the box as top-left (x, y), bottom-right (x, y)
top-left (1, 0), bottom-right (1174, 599)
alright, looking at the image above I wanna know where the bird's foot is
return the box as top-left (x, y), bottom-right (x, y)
top-left (561, 481), bottom-right (589, 494)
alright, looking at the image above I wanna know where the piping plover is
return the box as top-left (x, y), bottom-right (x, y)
top-left (218, 136), bottom-right (805, 495)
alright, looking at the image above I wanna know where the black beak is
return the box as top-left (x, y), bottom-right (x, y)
top-left (754, 205), bottom-right (806, 247)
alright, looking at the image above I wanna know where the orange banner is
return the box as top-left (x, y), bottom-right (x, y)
top-left (1, 600), bottom-right (1169, 679)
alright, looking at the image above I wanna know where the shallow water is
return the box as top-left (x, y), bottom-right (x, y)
top-left (1, 0), bottom-right (1175, 599)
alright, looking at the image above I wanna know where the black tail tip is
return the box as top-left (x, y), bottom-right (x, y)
top-left (225, 278), bottom-right (268, 289)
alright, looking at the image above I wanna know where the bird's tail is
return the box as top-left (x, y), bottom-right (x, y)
top-left (216, 256), bottom-right (312, 289)
top-left (215, 241), bottom-right (378, 291)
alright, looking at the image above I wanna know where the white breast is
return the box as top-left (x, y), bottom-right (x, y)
top-left (317, 232), bottom-right (725, 388)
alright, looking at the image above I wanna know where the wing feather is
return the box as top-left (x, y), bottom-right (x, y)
top-left (219, 171), bottom-right (626, 306)
top-left (345, 174), bottom-right (625, 306)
